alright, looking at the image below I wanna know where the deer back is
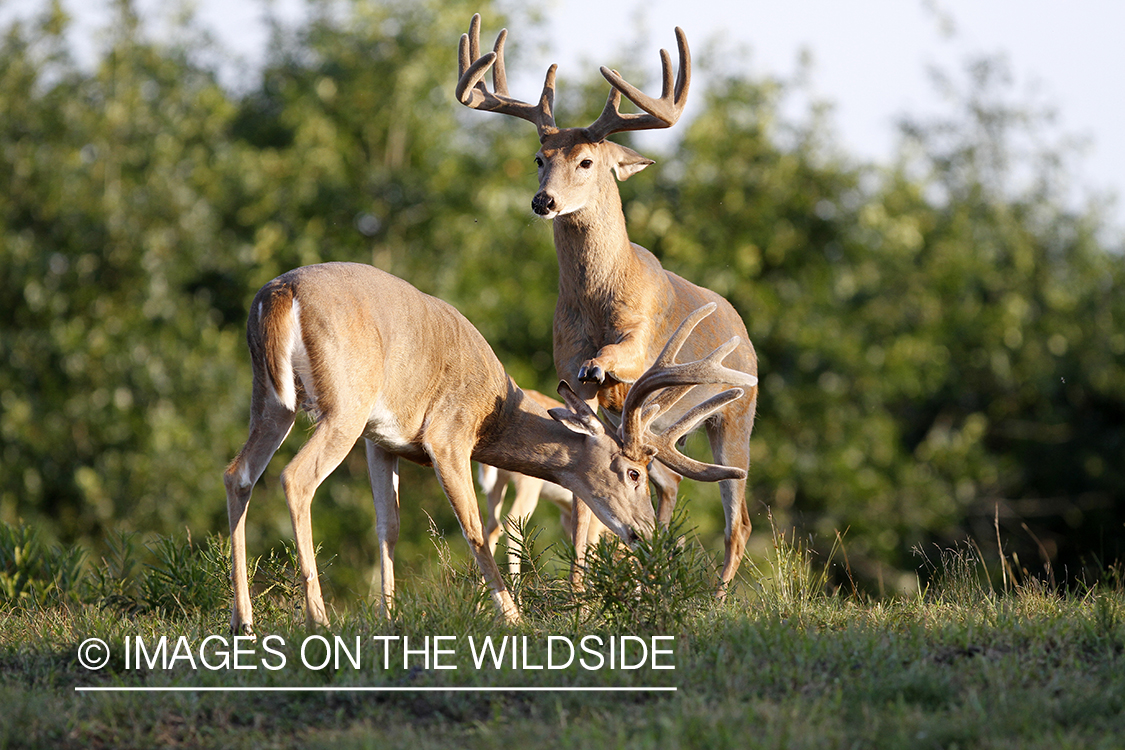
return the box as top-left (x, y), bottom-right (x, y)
top-left (248, 262), bottom-right (510, 462)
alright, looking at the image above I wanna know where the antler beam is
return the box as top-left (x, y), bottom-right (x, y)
top-left (455, 13), bottom-right (558, 139)
top-left (584, 26), bottom-right (691, 142)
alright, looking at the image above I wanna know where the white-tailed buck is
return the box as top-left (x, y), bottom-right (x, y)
top-left (478, 389), bottom-right (607, 575)
top-left (223, 263), bottom-right (755, 630)
top-left (456, 14), bottom-right (760, 591)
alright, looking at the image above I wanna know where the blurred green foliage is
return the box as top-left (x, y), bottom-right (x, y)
top-left (638, 58), bottom-right (1124, 586)
top-left (1, 0), bottom-right (1121, 597)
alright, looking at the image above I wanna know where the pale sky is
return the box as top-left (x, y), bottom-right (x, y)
top-left (524, 0), bottom-right (1123, 231)
top-left (5, 0), bottom-right (1123, 231)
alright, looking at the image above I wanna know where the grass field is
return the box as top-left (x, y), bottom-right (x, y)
top-left (2, 518), bottom-right (1123, 749)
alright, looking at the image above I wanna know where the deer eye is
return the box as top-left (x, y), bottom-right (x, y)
top-left (534, 156), bottom-right (544, 168)
top-left (579, 159), bottom-right (593, 169)
top-left (627, 468), bottom-right (642, 483)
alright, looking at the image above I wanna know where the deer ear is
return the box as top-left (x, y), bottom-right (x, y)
top-left (608, 143), bottom-right (654, 181)
top-left (549, 407), bottom-right (602, 437)
top-left (550, 381), bottom-right (605, 437)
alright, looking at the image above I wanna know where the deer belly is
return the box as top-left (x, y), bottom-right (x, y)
top-left (364, 401), bottom-right (416, 454)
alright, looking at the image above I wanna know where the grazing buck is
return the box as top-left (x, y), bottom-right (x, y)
top-left (223, 263), bottom-right (755, 631)
top-left (478, 389), bottom-right (607, 575)
top-left (456, 14), bottom-right (759, 591)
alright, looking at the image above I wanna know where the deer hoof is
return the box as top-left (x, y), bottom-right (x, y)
top-left (577, 363), bottom-right (604, 384)
top-left (231, 622), bottom-right (256, 639)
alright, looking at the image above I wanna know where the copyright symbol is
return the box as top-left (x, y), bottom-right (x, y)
top-left (77, 638), bottom-right (110, 670)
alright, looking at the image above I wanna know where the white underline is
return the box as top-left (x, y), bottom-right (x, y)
top-left (75, 685), bottom-right (677, 693)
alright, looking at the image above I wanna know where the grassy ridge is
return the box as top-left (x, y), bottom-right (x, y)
top-left (1, 519), bottom-right (1123, 749)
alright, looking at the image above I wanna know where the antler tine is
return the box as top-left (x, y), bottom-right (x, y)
top-left (538, 65), bottom-right (558, 135)
top-left (622, 303), bottom-right (756, 421)
top-left (455, 14), bottom-right (558, 138)
top-left (457, 13), bottom-right (486, 87)
top-left (650, 301), bottom-right (716, 371)
top-left (626, 383), bottom-right (693, 441)
top-left (618, 304), bottom-right (757, 479)
top-left (618, 303), bottom-right (713, 433)
top-left (659, 388), bottom-right (744, 449)
top-left (638, 337), bottom-right (755, 398)
top-left (468, 12), bottom-right (482, 62)
top-left (584, 27), bottom-right (691, 142)
top-left (648, 389), bottom-right (750, 482)
top-left (621, 334), bottom-right (756, 440)
top-left (492, 27), bottom-right (509, 94)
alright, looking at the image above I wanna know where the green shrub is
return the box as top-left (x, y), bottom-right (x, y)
top-left (88, 527), bottom-right (303, 622)
top-left (0, 521), bottom-right (86, 606)
top-left (569, 506), bottom-right (717, 632)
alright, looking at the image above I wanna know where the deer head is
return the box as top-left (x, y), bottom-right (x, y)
top-left (547, 303), bottom-right (757, 540)
top-left (456, 13), bottom-right (690, 219)
top-left (543, 382), bottom-right (655, 544)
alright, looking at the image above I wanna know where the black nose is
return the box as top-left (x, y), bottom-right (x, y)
top-left (532, 192), bottom-right (555, 215)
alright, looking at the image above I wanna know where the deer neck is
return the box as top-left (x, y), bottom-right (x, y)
top-left (553, 186), bottom-right (635, 299)
top-left (473, 386), bottom-right (584, 486)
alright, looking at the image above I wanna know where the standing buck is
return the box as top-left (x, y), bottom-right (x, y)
top-left (223, 263), bottom-right (755, 631)
top-left (478, 389), bottom-right (607, 575)
top-left (456, 14), bottom-right (759, 591)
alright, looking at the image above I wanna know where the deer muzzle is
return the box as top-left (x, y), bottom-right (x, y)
top-left (531, 191), bottom-right (556, 217)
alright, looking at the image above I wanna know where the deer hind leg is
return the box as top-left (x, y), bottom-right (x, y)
top-left (365, 440), bottom-right (400, 619)
top-left (224, 399), bottom-right (296, 636)
top-left (570, 498), bottom-right (594, 591)
top-left (280, 412), bottom-right (367, 628)
top-left (427, 443), bottom-right (520, 624)
top-left (503, 475), bottom-right (546, 576)
top-left (587, 511), bottom-right (607, 545)
top-left (482, 467), bottom-right (510, 558)
top-left (552, 490), bottom-right (574, 543)
top-left (707, 407), bottom-right (754, 595)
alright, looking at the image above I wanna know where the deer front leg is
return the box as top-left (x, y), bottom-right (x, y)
top-left (561, 386), bottom-right (604, 591)
top-left (578, 336), bottom-right (652, 385)
top-left (427, 444), bottom-right (520, 624)
top-left (572, 298), bottom-right (660, 385)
